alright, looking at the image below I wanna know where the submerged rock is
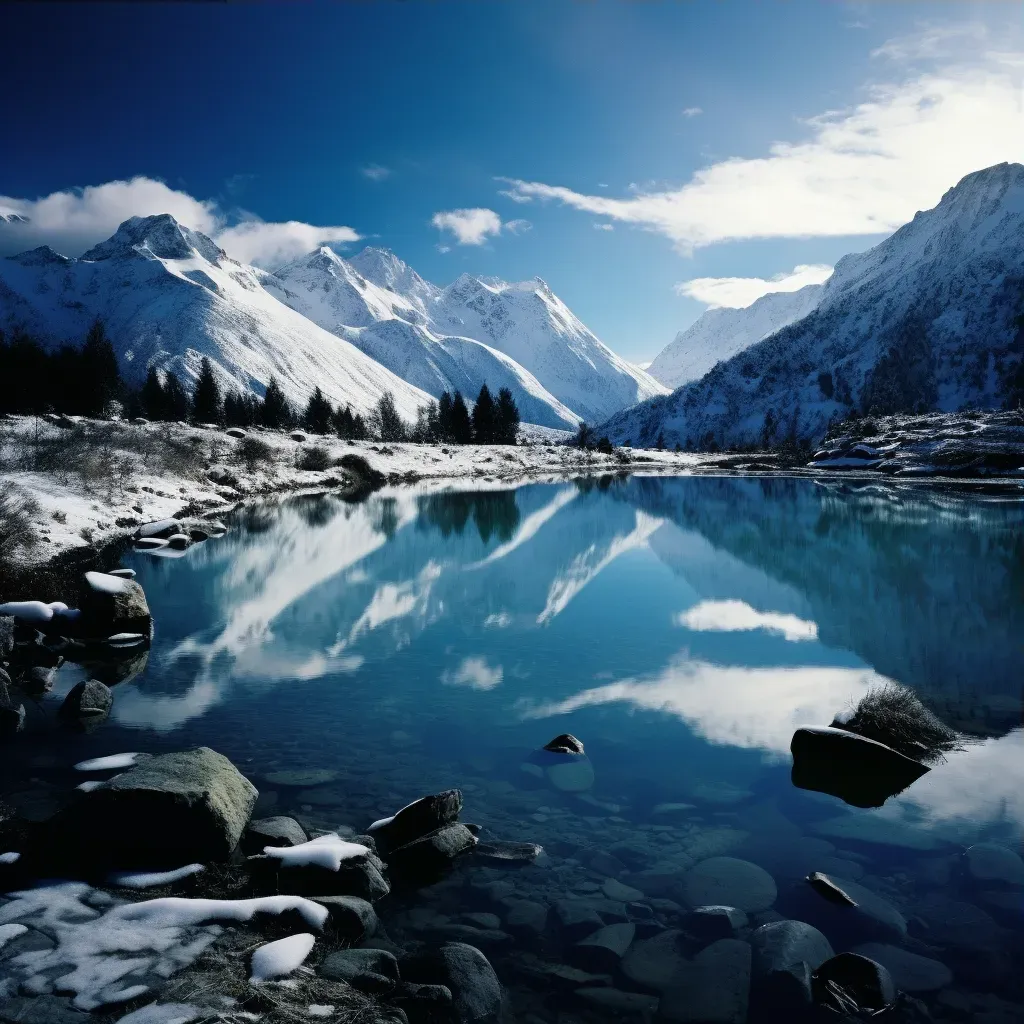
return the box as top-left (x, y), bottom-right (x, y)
top-left (48, 745), bottom-right (257, 867)
top-left (475, 840), bottom-right (543, 866)
top-left (852, 943), bottom-right (953, 993)
top-left (683, 857), bottom-right (777, 913)
top-left (573, 922), bottom-right (636, 971)
top-left (544, 733), bottom-right (585, 754)
top-left (402, 942), bottom-right (503, 1024)
top-left (750, 920), bottom-right (834, 977)
top-left (659, 938), bottom-right (752, 1023)
top-left (620, 928), bottom-right (689, 993)
top-left (963, 843), bottom-right (1024, 887)
top-left (388, 823), bottom-right (479, 886)
top-left (812, 952), bottom-right (896, 1016)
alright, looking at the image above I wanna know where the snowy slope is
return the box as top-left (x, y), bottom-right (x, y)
top-left (0, 215), bottom-right (431, 418)
top-left (265, 248), bottom-right (581, 428)
top-left (603, 162), bottom-right (1024, 448)
top-left (430, 273), bottom-right (668, 423)
top-left (648, 283), bottom-right (824, 389)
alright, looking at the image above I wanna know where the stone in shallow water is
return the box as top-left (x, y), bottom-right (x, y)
top-left (912, 895), bottom-right (1002, 951)
top-left (320, 947), bottom-right (400, 993)
top-left (546, 756), bottom-right (595, 793)
top-left (553, 900), bottom-right (606, 940)
top-left (687, 905), bottom-right (748, 940)
top-left (603, 878), bottom-right (644, 902)
top-left (401, 942), bottom-right (503, 1024)
top-left (812, 952), bottom-right (895, 1015)
top-left (810, 814), bottom-right (944, 851)
top-left (368, 789), bottom-right (463, 854)
top-left (658, 938), bottom-right (752, 1023)
top-left (573, 922), bottom-right (636, 971)
top-left (964, 843), bottom-right (1024, 887)
top-left (750, 920), bottom-right (834, 977)
top-left (503, 899), bottom-right (548, 936)
top-left (800, 874), bottom-right (907, 940)
top-left (853, 942), bottom-right (953, 993)
top-left (620, 928), bottom-right (688, 993)
top-left (683, 857), bottom-right (777, 913)
top-left (242, 816), bottom-right (308, 855)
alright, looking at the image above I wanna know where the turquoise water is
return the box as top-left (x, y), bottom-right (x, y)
top-left (4, 475), bottom-right (1024, 1020)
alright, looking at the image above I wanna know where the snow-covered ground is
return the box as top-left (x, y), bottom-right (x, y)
top-left (0, 415), bottom-right (699, 569)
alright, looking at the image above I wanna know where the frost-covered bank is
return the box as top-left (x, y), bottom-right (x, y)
top-left (0, 414), bottom-right (699, 572)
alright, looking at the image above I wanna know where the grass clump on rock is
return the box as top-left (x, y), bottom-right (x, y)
top-left (832, 684), bottom-right (961, 763)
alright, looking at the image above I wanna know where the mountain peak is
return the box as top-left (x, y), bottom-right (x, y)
top-left (81, 213), bottom-right (225, 263)
top-left (6, 244), bottom-right (71, 267)
top-left (349, 246), bottom-right (435, 297)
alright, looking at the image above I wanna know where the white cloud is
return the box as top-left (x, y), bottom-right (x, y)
top-left (593, 223), bottom-right (614, 231)
top-left (431, 208), bottom-right (503, 246)
top-left (497, 34), bottom-right (1024, 250)
top-left (361, 164), bottom-right (392, 181)
top-left (519, 655), bottom-right (885, 754)
top-left (677, 599), bottom-right (819, 642)
top-left (675, 263), bottom-right (834, 308)
top-left (682, 107), bottom-right (703, 117)
top-left (216, 219), bottom-right (360, 268)
top-left (0, 176), bottom-right (361, 268)
top-left (441, 656), bottom-right (503, 691)
top-left (505, 218), bottom-right (533, 234)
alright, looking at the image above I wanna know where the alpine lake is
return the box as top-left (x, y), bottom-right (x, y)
top-left (2, 473), bottom-right (1023, 1023)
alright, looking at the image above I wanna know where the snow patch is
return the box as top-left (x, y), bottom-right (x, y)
top-left (75, 752), bottom-right (141, 771)
top-left (108, 864), bottom-right (206, 889)
top-left (263, 834), bottom-right (370, 871)
top-left (249, 933), bottom-right (316, 983)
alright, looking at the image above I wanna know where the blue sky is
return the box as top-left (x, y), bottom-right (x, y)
top-left (1, 2), bottom-right (1021, 361)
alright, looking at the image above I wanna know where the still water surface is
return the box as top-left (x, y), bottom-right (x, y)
top-left (5, 475), bottom-right (1024, 1020)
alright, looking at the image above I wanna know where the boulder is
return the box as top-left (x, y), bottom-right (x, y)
top-left (963, 843), bottom-right (1024, 887)
top-left (0, 685), bottom-right (25, 736)
top-left (603, 878), bottom-right (645, 902)
top-left (797, 873), bottom-right (907, 940)
top-left (750, 920), bottom-right (834, 977)
top-left (48, 746), bottom-right (257, 867)
top-left (503, 899), bottom-right (548, 936)
top-left (572, 922), bottom-right (636, 971)
top-left (620, 929), bottom-right (688, 993)
top-left (242, 815), bottom-right (308, 855)
top-left (311, 894), bottom-right (378, 940)
top-left (58, 679), bottom-right (113, 726)
top-left (260, 845), bottom-right (391, 902)
top-left (791, 727), bottom-right (929, 808)
top-left (402, 942), bottom-right (502, 1024)
top-left (226, 427), bottom-right (247, 438)
top-left (22, 666), bottom-right (55, 694)
top-left (812, 952), bottom-right (896, 1016)
top-left (388, 823), bottom-right (478, 886)
top-left (754, 960), bottom-right (813, 1021)
top-left (392, 982), bottom-right (455, 1024)
top-left (544, 733), bottom-right (585, 754)
top-left (166, 533), bottom-right (191, 550)
top-left (79, 571), bottom-right (151, 637)
top-left (687, 905), bottom-right (748, 941)
top-left (683, 857), bottom-right (777, 913)
top-left (368, 789), bottom-right (463, 854)
top-left (553, 899), bottom-right (606, 940)
top-left (658, 938), bottom-right (751, 1023)
top-left (320, 948), bottom-right (400, 993)
top-left (135, 518), bottom-right (182, 539)
top-left (852, 943), bottom-right (953, 993)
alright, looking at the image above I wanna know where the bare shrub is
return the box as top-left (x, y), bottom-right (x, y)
top-left (296, 445), bottom-right (331, 471)
top-left (234, 435), bottom-right (276, 473)
top-left (833, 683), bottom-right (961, 763)
top-left (0, 487), bottom-right (40, 557)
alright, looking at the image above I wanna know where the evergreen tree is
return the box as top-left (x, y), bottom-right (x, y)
top-left (437, 392), bottom-right (455, 442)
top-left (224, 391), bottom-right (261, 427)
top-left (450, 391), bottom-right (473, 444)
top-left (371, 391), bottom-right (408, 442)
top-left (140, 366), bottom-right (166, 420)
top-left (494, 387), bottom-right (520, 445)
top-left (192, 357), bottom-right (222, 424)
top-left (79, 319), bottom-right (121, 417)
top-left (656, 431), bottom-right (665, 451)
top-left (261, 377), bottom-right (290, 429)
top-left (163, 371), bottom-right (191, 421)
top-left (351, 411), bottom-right (369, 440)
top-left (471, 384), bottom-right (496, 444)
top-left (303, 386), bottom-right (334, 434)
top-left (575, 421), bottom-right (595, 449)
top-left (333, 404), bottom-right (355, 438)
top-left (412, 401), bottom-right (441, 442)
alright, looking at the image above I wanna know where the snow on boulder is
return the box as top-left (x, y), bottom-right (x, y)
top-left (136, 519), bottom-right (182, 539)
top-left (135, 538), bottom-right (169, 551)
top-left (250, 932), bottom-right (316, 982)
top-left (254, 833), bottom-right (390, 902)
top-left (367, 789), bottom-right (463, 854)
top-left (80, 571), bottom-right (152, 636)
top-left (0, 600), bottom-right (55, 624)
top-left (49, 746), bottom-right (258, 868)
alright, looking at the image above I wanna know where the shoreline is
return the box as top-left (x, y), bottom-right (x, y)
top-left (2, 413), bottom-right (1022, 593)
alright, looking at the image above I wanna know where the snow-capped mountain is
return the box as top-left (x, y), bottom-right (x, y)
top-left (268, 246), bottom-right (667, 426)
top-left (0, 215), bottom-right (434, 418)
top-left (648, 282), bottom-right (824, 389)
top-left (265, 248), bottom-right (581, 429)
top-left (603, 163), bottom-right (1024, 448)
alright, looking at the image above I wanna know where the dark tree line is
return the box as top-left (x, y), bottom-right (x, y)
top-left (0, 321), bottom-right (522, 445)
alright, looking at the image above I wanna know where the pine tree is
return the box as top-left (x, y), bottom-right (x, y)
top-left (303, 386), bottom-right (334, 434)
top-left (371, 391), bottom-right (408, 442)
top-left (192, 357), bottom-right (222, 424)
top-left (575, 421), bottom-right (594, 449)
top-left (494, 387), bottom-right (520, 445)
top-left (163, 371), bottom-right (191, 421)
top-left (412, 401), bottom-right (441, 442)
top-left (79, 319), bottom-right (121, 417)
top-left (141, 366), bottom-right (166, 420)
top-left (437, 392), bottom-right (455, 442)
top-left (261, 377), bottom-right (290, 429)
top-left (471, 384), bottom-right (496, 444)
top-left (656, 431), bottom-right (665, 451)
top-left (450, 391), bottom-right (473, 444)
